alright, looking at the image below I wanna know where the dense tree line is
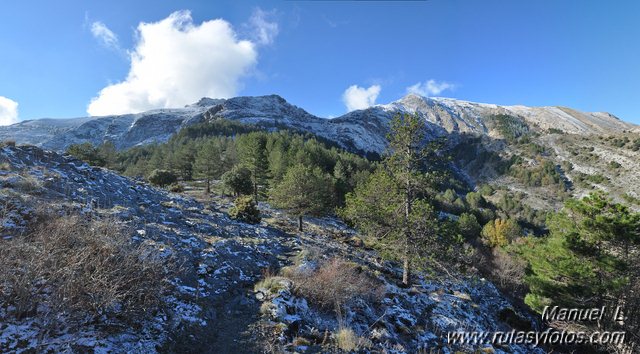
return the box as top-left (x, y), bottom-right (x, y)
top-left (66, 120), bottom-right (374, 224)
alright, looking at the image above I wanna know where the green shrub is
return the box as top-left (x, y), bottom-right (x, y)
top-left (458, 212), bottom-right (481, 239)
top-left (148, 169), bottom-right (177, 187)
top-left (66, 142), bottom-right (106, 166)
top-left (609, 161), bottom-right (622, 169)
top-left (465, 191), bottom-right (485, 209)
top-left (478, 184), bottom-right (495, 196)
top-left (229, 195), bottom-right (261, 224)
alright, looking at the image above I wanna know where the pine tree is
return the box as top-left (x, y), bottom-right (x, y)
top-left (193, 139), bottom-right (222, 194)
top-left (458, 212), bottom-right (481, 239)
top-left (341, 113), bottom-right (448, 286)
top-left (237, 133), bottom-right (269, 201)
top-left (148, 169), bottom-right (177, 188)
top-left (522, 192), bottom-right (640, 324)
top-left (386, 113), bottom-right (426, 285)
top-left (222, 165), bottom-right (253, 196)
top-left (171, 141), bottom-right (196, 181)
top-left (97, 141), bottom-right (117, 168)
top-left (66, 142), bottom-right (105, 166)
top-left (270, 165), bottom-right (334, 231)
top-left (267, 138), bottom-right (289, 184)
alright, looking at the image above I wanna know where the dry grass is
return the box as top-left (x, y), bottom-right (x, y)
top-left (12, 174), bottom-right (43, 193)
top-left (290, 258), bottom-right (384, 311)
top-left (334, 327), bottom-right (371, 351)
top-left (0, 213), bottom-right (174, 327)
top-left (254, 276), bottom-right (290, 295)
top-left (0, 140), bottom-right (16, 148)
top-left (335, 327), bottom-right (358, 351)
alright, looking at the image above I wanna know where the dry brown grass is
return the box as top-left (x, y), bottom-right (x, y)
top-left (0, 140), bottom-right (16, 148)
top-left (12, 174), bottom-right (43, 193)
top-left (0, 213), bottom-right (174, 327)
top-left (290, 258), bottom-right (384, 311)
top-left (334, 327), bottom-right (372, 351)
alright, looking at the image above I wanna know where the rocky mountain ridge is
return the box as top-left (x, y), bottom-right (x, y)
top-left (1, 94), bottom-right (636, 154)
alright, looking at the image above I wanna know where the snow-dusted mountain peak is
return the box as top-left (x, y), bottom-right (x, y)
top-left (0, 94), bottom-right (637, 154)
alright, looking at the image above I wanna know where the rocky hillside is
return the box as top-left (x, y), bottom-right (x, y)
top-left (1, 144), bottom-right (545, 353)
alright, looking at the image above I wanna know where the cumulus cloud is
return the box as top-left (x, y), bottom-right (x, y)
top-left (407, 79), bottom-right (455, 96)
top-left (88, 10), bottom-right (266, 116)
top-left (342, 84), bottom-right (381, 112)
top-left (0, 96), bottom-right (18, 126)
top-left (247, 8), bottom-right (279, 45)
top-left (91, 21), bottom-right (120, 51)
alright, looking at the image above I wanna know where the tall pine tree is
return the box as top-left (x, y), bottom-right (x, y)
top-left (193, 139), bottom-right (223, 194)
top-left (237, 133), bottom-right (269, 201)
top-left (342, 113), bottom-right (448, 286)
top-left (270, 165), bottom-right (334, 231)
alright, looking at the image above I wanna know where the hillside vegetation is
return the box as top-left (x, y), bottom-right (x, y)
top-left (3, 108), bottom-right (639, 353)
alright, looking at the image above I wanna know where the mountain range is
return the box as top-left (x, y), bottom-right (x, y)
top-left (1, 94), bottom-right (637, 154)
top-left (2, 94), bottom-right (639, 210)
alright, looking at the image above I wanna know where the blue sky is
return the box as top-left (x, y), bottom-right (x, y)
top-left (0, 0), bottom-right (639, 124)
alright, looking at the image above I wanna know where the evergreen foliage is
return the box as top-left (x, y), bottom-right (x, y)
top-left (341, 113), bottom-right (455, 286)
top-left (490, 114), bottom-right (530, 142)
top-left (270, 165), bottom-right (334, 231)
top-left (193, 139), bottom-right (224, 194)
top-left (148, 169), bottom-right (178, 188)
top-left (66, 142), bottom-right (106, 166)
top-left (94, 120), bottom-right (371, 213)
top-left (222, 165), bottom-right (253, 196)
top-left (509, 159), bottom-right (566, 190)
top-left (522, 193), bottom-right (640, 316)
top-left (229, 195), bottom-right (261, 224)
top-left (457, 212), bottom-right (482, 239)
top-left (237, 132), bottom-right (270, 201)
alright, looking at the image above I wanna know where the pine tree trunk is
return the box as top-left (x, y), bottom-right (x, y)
top-left (298, 215), bottom-right (303, 232)
top-left (403, 165), bottom-right (412, 287)
top-left (402, 255), bottom-right (410, 287)
top-left (254, 179), bottom-right (258, 202)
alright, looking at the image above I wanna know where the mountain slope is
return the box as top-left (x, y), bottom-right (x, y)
top-left (1, 144), bottom-right (543, 353)
top-left (1, 94), bottom-right (636, 155)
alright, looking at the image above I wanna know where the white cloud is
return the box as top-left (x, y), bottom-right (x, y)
top-left (247, 8), bottom-right (278, 45)
top-left (0, 96), bottom-right (18, 126)
top-left (87, 10), bottom-right (264, 116)
top-left (407, 79), bottom-right (455, 96)
top-left (91, 21), bottom-right (120, 51)
top-left (342, 84), bottom-right (381, 112)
